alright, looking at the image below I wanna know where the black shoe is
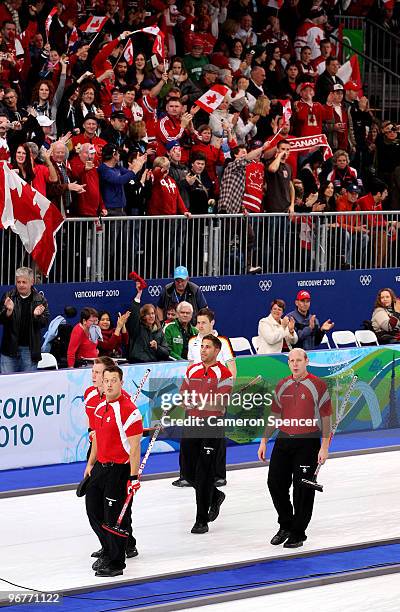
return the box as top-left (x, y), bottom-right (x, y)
top-left (95, 567), bottom-right (123, 577)
top-left (270, 528), bottom-right (290, 545)
top-left (126, 544), bottom-right (139, 558)
top-left (208, 491), bottom-right (226, 522)
top-left (214, 478), bottom-right (227, 487)
top-left (191, 522), bottom-right (209, 534)
top-left (172, 478), bottom-right (191, 487)
top-left (283, 534), bottom-right (307, 548)
top-left (92, 556), bottom-right (109, 571)
top-left (91, 547), bottom-right (104, 558)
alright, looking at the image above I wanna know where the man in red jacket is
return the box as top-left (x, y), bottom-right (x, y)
top-left (155, 99), bottom-right (196, 161)
top-left (70, 143), bottom-right (106, 217)
top-left (293, 82), bottom-right (333, 138)
top-left (147, 156), bottom-right (192, 276)
top-left (358, 179), bottom-right (391, 268)
top-left (147, 157), bottom-right (192, 217)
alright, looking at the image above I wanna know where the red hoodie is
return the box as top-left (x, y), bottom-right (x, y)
top-left (147, 167), bottom-right (188, 215)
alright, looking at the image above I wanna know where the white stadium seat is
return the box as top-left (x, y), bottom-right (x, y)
top-left (320, 334), bottom-right (331, 349)
top-left (355, 329), bottom-right (379, 346)
top-left (332, 331), bottom-right (358, 349)
top-left (229, 337), bottom-right (254, 355)
top-left (38, 353), bottom-right (58, 370)
top-left (251, 336), bottom-right (260, 353)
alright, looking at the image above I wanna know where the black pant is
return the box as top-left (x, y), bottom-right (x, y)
top-left (85, 462), bottom-right (136, 569)
top-left (267, 432), bottom-right (320, 538)
top-left (180, 427), bottom-right (225, 524)
top-left (179, 437), bottom-right (226, 481)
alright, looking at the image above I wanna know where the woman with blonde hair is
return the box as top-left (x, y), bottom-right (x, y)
top-left (126, 282), bottom-right (170, 363)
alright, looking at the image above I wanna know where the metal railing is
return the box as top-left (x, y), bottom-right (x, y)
top-left (1, 212), bottom-right (399, 284)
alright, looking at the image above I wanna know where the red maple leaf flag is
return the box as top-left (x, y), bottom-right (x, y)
top-left (0, 162), bottom-right (64, 276)
top-left (195, 85), bottom-right (231, 114)
top-left (0, 137), bottom-right (10, 162)
top-left (123, 39), bottom-right (134, 66)
top-left (277, 99), bottom-right (292, 125)
top-left (79, 16), bottom-right (108, 33)
top-left (337, 55), bottom-right (363, 96)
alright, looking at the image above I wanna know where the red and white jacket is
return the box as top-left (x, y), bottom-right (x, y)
top-left (94, 393), bottom-right (143, 464)
top-left (138, 94), bottom-right (158, 141)
top-left (294, 100), bottom-right (333, 137)
top-left (155, 114), bottom-right (187, 157)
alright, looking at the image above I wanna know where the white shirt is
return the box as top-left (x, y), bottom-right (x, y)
top-left (257, 314), bottom-right (298, 354)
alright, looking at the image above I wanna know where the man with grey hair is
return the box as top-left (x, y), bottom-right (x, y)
top-left (163, 301), bottom-right (198, 360)
top-left (0, 267), bottom-right (50, 373)
top-left (258, 348), bottom-right (332, 548)
top-left (48, 141), bottom-right (86, 216)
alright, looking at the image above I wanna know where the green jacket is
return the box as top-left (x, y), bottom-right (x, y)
top-left (164, 320), bottom-right (198, 360)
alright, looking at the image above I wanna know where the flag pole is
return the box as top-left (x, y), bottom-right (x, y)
top-left (88, 29), bottom-right (102, 48)
top-left (114, 38), bottom-right (130, 68)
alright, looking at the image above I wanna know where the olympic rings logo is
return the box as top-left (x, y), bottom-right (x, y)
top-left (359, 275), bottom-right (372, 286)
top-left (148, 285), bottom-right (162, 297)
top-left (259, 280), bottom-right (272, 292)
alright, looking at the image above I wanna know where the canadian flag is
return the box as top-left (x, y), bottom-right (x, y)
top-left (266, 0), bottom-right (284, 8)
top-left (67, 26), bottom-right (79, 53)
top-left (45, 7), bottom-right (57, 39)
top-left (383, 0), bottom-right (395, 9)
top-left (337, 55), bottom-right (363, 96)
top-left (132, 26), bottom-right (166, 60)
top-left (277, 100), bottom-right (292, 125)
top-left (0, 137), bottom-right (10, 162)
top-left (79, 15), bottom-right (108, 33)
top-left (0, 162), bottom-right (64, 276)
top-left (195, 85), bottom-right (231, 113)
top-left (153, 30), bottom-right (166, 60)
top-left (123, 39), bottom-right (134, 65)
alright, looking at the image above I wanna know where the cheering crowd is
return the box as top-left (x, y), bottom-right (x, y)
top-left (0, 0), bottom-right (399, 278)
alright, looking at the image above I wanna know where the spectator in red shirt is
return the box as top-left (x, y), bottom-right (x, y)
top-left (67, 307), bottom-right (99, 367)
top-left (325, 83), bottom-right (351, 153)
top-left (70, 142), bottom-right (106, 217)
top-left (336, 182), bottom-right (369, 268)
top-left (97, 310), bottom-right (129, 357)
top-left (192, 124), bottom-right (234, 197)
top-left (293, 81), bottom-right (333, 138)
top-left (147, 156), bottom-right (192, 217)
top-left (155, 98), bottom-right (195, 160)
top-left (71, 114), bottom-right (107, 166)
top-left (358, 179), bottom-right (391, 268)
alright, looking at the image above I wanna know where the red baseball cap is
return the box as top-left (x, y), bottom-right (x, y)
top-left (296, 290), bottom-right (311, 301)
top-left (297, 81), bottom-right (315, 94)
top-left (344, 80), bottom-right (359, 91)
